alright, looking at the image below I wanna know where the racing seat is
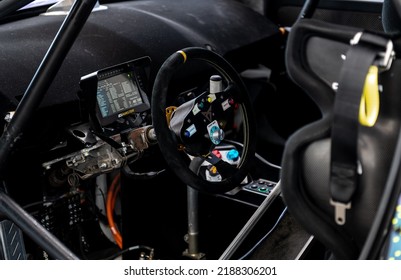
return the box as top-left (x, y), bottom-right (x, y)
top-left (280, 1), bottom-right (401, 259)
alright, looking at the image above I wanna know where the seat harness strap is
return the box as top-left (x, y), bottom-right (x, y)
top-left (330, 32), bottom-right (394, 225)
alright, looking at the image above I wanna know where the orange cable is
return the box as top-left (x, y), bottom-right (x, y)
top-left (106, 172), bottom-right (122, 249)
top-left (111, 182), bottom-right (122, 244)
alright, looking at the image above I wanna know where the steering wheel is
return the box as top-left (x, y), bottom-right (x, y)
top-left (151, 47), bottom-right (256, 194)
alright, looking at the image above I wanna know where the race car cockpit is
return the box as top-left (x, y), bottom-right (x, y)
top-left (0, 0), bottom-right (399, 262)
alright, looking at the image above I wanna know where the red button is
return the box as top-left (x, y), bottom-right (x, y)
top-left (212, 149), bottom-right (222, 158)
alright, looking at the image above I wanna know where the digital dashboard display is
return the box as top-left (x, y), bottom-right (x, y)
top-left (96, 72), bottom-right (143, 118)
top-left (80, 57), bottom-right (151, 132)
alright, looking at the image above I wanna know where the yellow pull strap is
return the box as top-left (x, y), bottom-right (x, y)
top-left (359, 65), bottom-right (380, 127)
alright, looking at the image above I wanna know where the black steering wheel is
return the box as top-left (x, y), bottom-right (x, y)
top-left (151, 47), bottom-right (256, 194)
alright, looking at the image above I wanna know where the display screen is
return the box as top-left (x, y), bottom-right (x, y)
top-left (96, 72), bottom-right (143, 118)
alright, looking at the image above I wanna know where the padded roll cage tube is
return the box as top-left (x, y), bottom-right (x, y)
top-left (0, 0), bottom-right (99, 260)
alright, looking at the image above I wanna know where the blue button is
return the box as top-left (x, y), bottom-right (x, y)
top-left (226, 149), bottom-right (239, 161)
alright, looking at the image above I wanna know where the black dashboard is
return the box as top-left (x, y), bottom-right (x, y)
top-left (0, 0), bottom-right (279, 113)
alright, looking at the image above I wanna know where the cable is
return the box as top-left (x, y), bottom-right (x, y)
top-left (122, 164), bottom-right (166, 179)
top-left (255, 152), bottom-right (281, 170)
top-left (223, 139), bottom-right (281, 170)
top-left (106, 172), bottom-right (122, 249)
top-left (103, 245), bottom-right (154, 260)
top-left (22, 200), bottom-right (51, 211)
top-left (238, 206), bottom-right (287, 260)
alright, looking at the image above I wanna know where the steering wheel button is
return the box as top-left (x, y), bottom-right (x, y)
top-left (207, 120), bottom-right (224, 145)
top-left (192, 104), bottom-right (200, 115)
top-left (222, 99), bottom-right (231, 111)
top-left (212, 150), bottom-right (222, 158)
top-left (184, 124), bottom-right (197, 137)
top-left (212, 129), bottom-right (224, 142)
top-left (226, 149), bottom-right (239, 161)
top-left (209, 166), bottom-right (218, 174)
top-left (207, 94), bottom-right (216, 103)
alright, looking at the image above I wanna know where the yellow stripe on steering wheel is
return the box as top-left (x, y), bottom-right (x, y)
top-left (359, 65), bottom-right (380, 127)
top-left (176, 50), bottom-right (187, 63)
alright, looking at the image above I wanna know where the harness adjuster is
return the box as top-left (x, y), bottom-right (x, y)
top-left (350, 31), bottom-right (395, 71)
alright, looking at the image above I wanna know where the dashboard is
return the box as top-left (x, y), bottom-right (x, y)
top-left (0, 0), bottom-right (279, 112)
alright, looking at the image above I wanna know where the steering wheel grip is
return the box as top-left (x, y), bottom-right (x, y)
top-left (151, 47), bottom-right (256, 194)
